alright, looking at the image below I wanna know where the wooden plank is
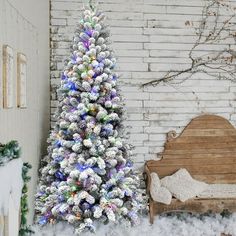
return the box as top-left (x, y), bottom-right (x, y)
top-left (148, 157), bottom-right (236, 166)
top-left (193, 115), bottom-right (227, 121)
top-left (189, 123), bottom-right (233, 129)
top-left (183, 129), bottom-right (236, 137)
top-left (164, 148), bottom-right (236, 154)
top-left (154, 199), bottom-right (236, 215)
top-left (161, 153), bottom-right (236, 159)
top-left (151, 164), bottom-right (236, 176)
top-left (173, 136), bottom-right (236, 143)
top-left (165, 142), bottom-right (236, 149)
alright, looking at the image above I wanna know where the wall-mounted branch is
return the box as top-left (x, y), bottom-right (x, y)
top-left (142, 0), bottom-right (236, 87)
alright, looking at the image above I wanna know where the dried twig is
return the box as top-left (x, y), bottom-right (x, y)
top-left (142, 0), bottom-right (236, 87)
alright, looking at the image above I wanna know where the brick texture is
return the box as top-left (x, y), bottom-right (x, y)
top-left (50, 0), bottom-right (236, 166)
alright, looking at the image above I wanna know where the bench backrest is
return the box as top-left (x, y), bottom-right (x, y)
top-left (146, 115), bottom-right (236, 184)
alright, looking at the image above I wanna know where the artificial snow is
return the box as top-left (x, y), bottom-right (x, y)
top-left (0, 158), bottom-right (23, 215)
top-left (33, 213), bottom-right (236, 236)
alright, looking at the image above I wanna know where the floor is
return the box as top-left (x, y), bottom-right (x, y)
top-left (33, 213), bottom-right (236, 236)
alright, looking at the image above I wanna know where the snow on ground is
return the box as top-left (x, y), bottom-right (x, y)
top-left (33, 213), bottom-right (236, 236)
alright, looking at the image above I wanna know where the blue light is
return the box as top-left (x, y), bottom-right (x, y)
top-left (55, 170), bottom-right (66, 181)
top-left (76, 163), bottom-right (90, 172)
top-left (61, 73), bottom-right (68, 80)
top-left (54, 156), bottom-right (63, 162)
top-left (38, 216), bottom-right (48, 226)
top-left (66, 81), bottom-right (77, 91)
top-left (126, 160), bottom-right (133, 168)
top-left (71, 54), bottom-right (77, 64)
top-left (55, 140), bottom-right (62, 148)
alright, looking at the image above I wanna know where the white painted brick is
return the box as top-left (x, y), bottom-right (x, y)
top-left (144, 140), bottom-right (171, 147)
top-left (100, 3), bottom-right (143, 12)
top-left (129, 126), bottom-right (144, 133)
top-left (115, 50), bottom-right (149, 57)
top-left (113, 34), bottom-right (149, 42)
top-left (118, 57), bottom-right (143, 63)
top-left (109, 20), bottom-right (146, 28)
top-left (106, 12), bottom-right (143, 20)
top-left (127, 113), bottom-right (144, 120)
top-left (142, 5), bottom-right (166, 14)
top-left (143, 27), bottom-right (196, 36)
top-left (51, 100), bottom-right (59, 107)
top-left (130, 133), bottom-right (148, 141)
top-left (124, 92), bottom-right (149, 100)
top-left (131, 154), bottom-right (145, 162)
top-left (51, 1), bottom-right (80, 10)
top-left (125, 100), bottom-right (143, 108)
top-left (133, 146), bottom-right (149, 154)
top-left (149, 92), bottom-right (234, 101)
top-left (144, 126), bottom-right (173, 134)
top-left (118, 63), bottom-right (148, 71)
top-left (99, 0), bottom-right (143, 3)
top-left (124, 121), bottom-right (150, 127)
top-left (145, 0), bottom-right (205, 6)
top-left (149, 134), bottom-right (167, 141)
top-left (167, 6), bottom-right (203, 15)
top-left (51, 18), bottom-right (67, 26)
top-left (113, 42), bottom-right (143, 50)
top-left (121, 86), bottom-right (143, 92)
top-left (111, 27), bottom-right (143, 35)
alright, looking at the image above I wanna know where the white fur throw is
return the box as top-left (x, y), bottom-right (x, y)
top-left (150, 172), bottom-right (172, 205)
top-left (197, 184), bottom-right (236, 198)
top-left (161, 168), bottom-right (208, 202)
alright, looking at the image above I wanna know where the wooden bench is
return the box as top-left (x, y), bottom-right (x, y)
top-left (145, 114), bottom-right (236, 224)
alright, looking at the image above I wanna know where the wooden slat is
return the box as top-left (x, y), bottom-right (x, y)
top-left (153, 164), bottom-right (236, 176)
top-left (165, 142), bottom-right (236, 149)
top-left (148, 157), bottom-right (236, 166)
top-left (161, 153), bottom-right (236, 159)
top-left (154, 199), bottom-right (236, 215)
top-left (173, 136), bottom-right (236, 143)
top-left (164, 148), bottom-right (236, 154)
top-left (183, 129), bottom-right (236, 137)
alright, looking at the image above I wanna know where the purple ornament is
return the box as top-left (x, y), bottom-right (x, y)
top-left (111, 89), bottom-right (117, 97)
top-left (85, 30), bottom-right (94, 37)
top-left (83, 40), bottom-right (90, 49)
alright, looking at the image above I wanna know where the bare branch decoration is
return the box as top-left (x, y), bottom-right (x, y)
top-left (142, 0), bottom-right (236, 87)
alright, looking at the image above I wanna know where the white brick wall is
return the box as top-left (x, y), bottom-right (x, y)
top-left (50, 0), bottom-right (236, 167)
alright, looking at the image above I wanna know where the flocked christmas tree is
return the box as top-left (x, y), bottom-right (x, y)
top-left (35, 5), bottom-right (144, 235)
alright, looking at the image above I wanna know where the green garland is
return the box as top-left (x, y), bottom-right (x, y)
top-left (0, 141), bottom-right (33, 235)
top-left (0, 140), bottom-right (21, 166)
top-left (19, 162), bottom-right (34, 235)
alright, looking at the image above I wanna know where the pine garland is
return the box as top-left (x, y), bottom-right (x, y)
top-left (0, 141), bottom-right (33, 235)
top-left (0, 141), bottom-right (21, 166)
top-left (19, 162), bottom-right (34, 235)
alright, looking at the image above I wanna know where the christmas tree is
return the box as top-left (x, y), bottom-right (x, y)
top-left (35, 7), bottom-right (144, 234)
